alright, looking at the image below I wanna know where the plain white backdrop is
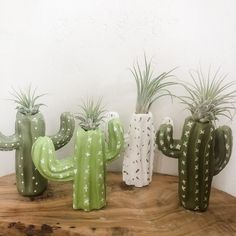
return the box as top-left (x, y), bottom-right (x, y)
top-left (0, 0), bottom-right (235, 196)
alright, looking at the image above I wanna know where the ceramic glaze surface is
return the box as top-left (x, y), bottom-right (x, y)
top-left (0, 112), bottom-right (75, 196)
top-left (156, 117), bottom-right (232, 211)
top-left (32, 118), bottom-right (124, 211)
top-left (123, 113), bottom-right (155, 187)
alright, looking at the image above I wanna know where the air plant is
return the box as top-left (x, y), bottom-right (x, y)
top-left (178, 67), bottom-right (236, 123)
top-left (10, 86), bottom-right (46, 115)
top-left (75, 98), bottom-right (106, 131)
top-left (131, 55), bottom-right (177, 114)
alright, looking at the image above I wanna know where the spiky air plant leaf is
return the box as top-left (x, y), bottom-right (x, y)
top-left (75, 98), bottom-right (106, 131)
top-left (131, 55), bottom-right (177, 114)
top-left (10, 86), bottom-right (46, 115)
top-left (179, 67), bottom-right (236, 123)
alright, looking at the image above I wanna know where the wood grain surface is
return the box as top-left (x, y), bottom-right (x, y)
top-left (0, 172), bottom-right (235, 236)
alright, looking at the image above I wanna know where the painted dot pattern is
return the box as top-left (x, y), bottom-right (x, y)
top-left (32, 118), bottom-right (123, 211)
top-left (123, 113), bottom-right (155, 187)
top-left (157, 116), bottom-right (232, 211)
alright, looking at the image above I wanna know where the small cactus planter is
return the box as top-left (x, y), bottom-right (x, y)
top-left (32, 118), bottom-right (124, 211)
top-left (156, 117), bottom-right (232, 211)
top-left (123, 113), bottom-right (155, 187)
top-left (0, 111), bottom-right (75, 196)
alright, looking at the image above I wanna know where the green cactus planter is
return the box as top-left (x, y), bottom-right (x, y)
top-left (156, 117), bottom-right (232, 211)
top-left (155, 66), bottom-right (236, 211)
top-left (0, 111), bottom-right (75, 196)
top-left (32, 118), bottom-right (124, 211)
top-left (0, 86), bottom-right (75, 196)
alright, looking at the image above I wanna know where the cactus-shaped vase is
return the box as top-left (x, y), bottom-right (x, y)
top-left (123, 112), bottom-right (156, 187)
top-left (0, 111), bottom-right (75, 196)
top-left (156, 117), bottom-right (232, 211)
top-left (32, 118), bottom-right (124, 211)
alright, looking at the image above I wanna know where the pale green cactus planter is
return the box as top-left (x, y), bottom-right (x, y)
top-left (0, 111), bottom-right (75, 196)
top-left (32, 118), bottom-right (124, 211)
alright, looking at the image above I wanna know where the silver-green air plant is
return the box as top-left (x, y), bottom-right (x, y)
top-left (75, 98), bottom-right (106, 131)
top-left (10, 86), bottom-right (46, 115)
top-left (131, 55), bottom-right (177, 114)
top-left (178, 67), bottom-right (236, 123)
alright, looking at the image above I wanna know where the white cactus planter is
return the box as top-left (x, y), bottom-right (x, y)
top-left (123, 112), bottom-right (156, 187)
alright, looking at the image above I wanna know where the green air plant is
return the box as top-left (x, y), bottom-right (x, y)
top-left (0, 86), bottom-right (75, 196)
top-left (123, 56), bottom-right (176, 187)
top-left (132, 55), bottom-right (176, 114)
top-left (32, 99), bottom-right (124, 211)
top-left (156, 68), bottom-right (235, 211)
top-left (75, 98), bottom-right (106, 131)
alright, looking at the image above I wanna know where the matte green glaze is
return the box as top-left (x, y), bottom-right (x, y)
top-left (0, 111), bottom-right (75, 196)
top-left (156, 117), bottom-right (232, 211)
top-left (32, 118), bottom-right (124, 211)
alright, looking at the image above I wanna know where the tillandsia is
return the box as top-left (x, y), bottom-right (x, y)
top-left (75, 98), bottom-right (106, 131)
top-left (10, 85), bottom-right (46, 115)
top-left (131, 55), bottom-right (177, 114)
top-left (178, 67), bottom-right (236, 123)
top-left (0, 86), bottom-right (75, 196)
top-left (156, 67), bottom-right (235, 211)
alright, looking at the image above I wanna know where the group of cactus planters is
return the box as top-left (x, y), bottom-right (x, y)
top-left (0, 57), bottom-right (235, 212)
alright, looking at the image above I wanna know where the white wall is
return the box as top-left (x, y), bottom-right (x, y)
top-left (0, 0), bottom-right (235, 196)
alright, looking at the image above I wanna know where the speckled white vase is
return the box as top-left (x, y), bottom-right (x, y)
top-left (123, 112), bottom-right (156, 187)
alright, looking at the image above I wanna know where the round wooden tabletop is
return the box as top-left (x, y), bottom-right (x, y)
top-left (0, 172), bottom-right (235, 236)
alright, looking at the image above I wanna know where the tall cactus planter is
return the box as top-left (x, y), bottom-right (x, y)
top-left (123, 113), bottom-right (156, 187)
top-left (0, 111), bottom-right (75, 196)
top-left (156, 117), bottom-right (232, 211)
top-left (32, 118), bottom-right (124, 211)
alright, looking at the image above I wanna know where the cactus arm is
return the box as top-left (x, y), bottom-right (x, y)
top-left (49, 112), bottom-right (75, 150)
top-left (156, 124), bottom-right (181, 158)
top-left (0, 132), bottom-right (20, 151)
top-left (32, 137), bottom-right (74, 182)
top-left (214, 126), bottom-right (232, 175)
top-left (105, 118), bottom-right (124, 162)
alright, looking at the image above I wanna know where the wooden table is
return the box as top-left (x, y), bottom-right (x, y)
top-left (0, 172), bottom-right (235, 236)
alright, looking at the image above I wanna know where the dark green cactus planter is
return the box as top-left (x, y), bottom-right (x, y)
top-left (156, 117), bottom-right (232, 211)
top-left (0, 111), bottom-right (75, 196)
top-left (32, 118), bottom-right (124, 211)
